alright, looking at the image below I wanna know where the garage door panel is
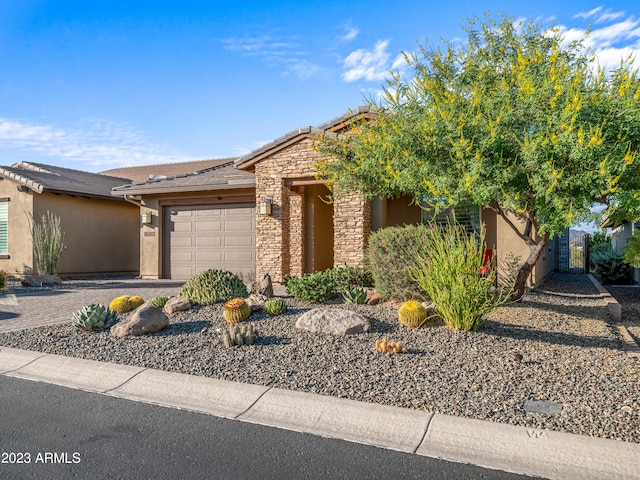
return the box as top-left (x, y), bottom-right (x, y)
top-left (164, 203), bottom-right (255, 281)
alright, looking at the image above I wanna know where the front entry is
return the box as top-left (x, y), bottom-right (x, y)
top-left (304, 184), bottom-right (334, 273)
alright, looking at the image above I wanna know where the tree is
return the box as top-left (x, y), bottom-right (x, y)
top-left (316, 14), bottom-right (640, 298)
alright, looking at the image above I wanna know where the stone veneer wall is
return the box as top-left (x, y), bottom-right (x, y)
top-left (253, 137), bottom-right (370, 283)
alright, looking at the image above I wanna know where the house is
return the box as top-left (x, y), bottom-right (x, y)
top-left (0, 161), bottom-right (140, 276)
top-left (602, 218), bottom-right (640, 282)
top-left (113, 107), bottom-right (556, 287)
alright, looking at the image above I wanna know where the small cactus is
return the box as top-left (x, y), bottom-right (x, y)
top-left (72, 304), bottom-right (119, 331)
top-left (342, 287), bottom-right (368, 304)
top-left (151, 296), bottom-right (168, 308)
top-left (223, 297), bottom-right (251, 323)
top-left (221, 323), bottom-right (257, 347)
top-left (109, 295), bottom-right (145, 315)
top-left (128, 296), bottom-right (145, 309)
top-left (263, 297), bottom-right (287, 316)
top-left (375, 337), bottom-right (407, 354)
top-left (398, 300), bottom-right (428, 328)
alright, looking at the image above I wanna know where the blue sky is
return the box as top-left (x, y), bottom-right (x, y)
top-left (0, 1), bottom-right (638, 172)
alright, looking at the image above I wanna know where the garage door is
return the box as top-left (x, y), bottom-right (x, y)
top-left (163, 203), bottom-right (255, 281)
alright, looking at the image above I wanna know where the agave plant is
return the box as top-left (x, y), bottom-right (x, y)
top-left (342, 287), bottom-right (369, 305)
top-left (72, 304), bottom-right (119, 331)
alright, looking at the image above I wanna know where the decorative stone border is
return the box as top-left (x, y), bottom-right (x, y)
top-left (587, 274), bottom-right (640, 359)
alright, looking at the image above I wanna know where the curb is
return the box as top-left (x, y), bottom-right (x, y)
top-left (1, 347), bottom-right (639, 480)
top-left (587, 274), bottom-right (640, 359)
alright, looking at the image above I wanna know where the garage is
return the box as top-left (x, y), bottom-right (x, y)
top-left (163, 203), bottom-right (256, 281)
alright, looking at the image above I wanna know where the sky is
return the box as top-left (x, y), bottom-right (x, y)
top-left (0, 1), bottom-right (639, 173)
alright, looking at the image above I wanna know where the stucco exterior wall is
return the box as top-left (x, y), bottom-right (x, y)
top-left (33, 193), bottom-right (140, 275)
top-left (0, 180), bottom-right (34, 274)
top-left (136, 189), bottom-right (254, 279)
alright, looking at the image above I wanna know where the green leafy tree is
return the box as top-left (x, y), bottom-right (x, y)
top-left (316, 14), bottom-right (640, 298)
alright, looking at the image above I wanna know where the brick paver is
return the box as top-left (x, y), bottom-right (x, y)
top-left (0, 279), bottom-right (184, 333)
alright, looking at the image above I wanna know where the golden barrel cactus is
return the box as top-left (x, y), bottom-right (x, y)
top-left (223, 297), bottom-right (251, 323)
top-left (398, 300), bottom-right (428, 328)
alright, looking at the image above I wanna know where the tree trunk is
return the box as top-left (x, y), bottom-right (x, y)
top-left (512, 234), bottom-right (549, 301)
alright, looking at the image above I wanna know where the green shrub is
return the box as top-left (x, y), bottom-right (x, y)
top-left (30, 211), bottom-right (64, 275)
top-left (411, 224), bottom-right (510, 331)
top-left (599, 256), bottom-right (631, 284)
top-left (179, 269), bottom-right (248, 305)
top-left (367, 224), bottom-right (434, 301)
top-left (284, 266), bottom-right (373, 304)
top-left (0, 270), bottom-right (6, 290)
top-left (623, 230), bottom-right (640, 268)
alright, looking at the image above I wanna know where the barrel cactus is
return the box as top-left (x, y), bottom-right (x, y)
top-left (223, 297), bottom-right (251, 323)
top-left (263, 297), bottom-right (287, 316)
top-left (109, 295), bottom-right (144, 314)
top-left (72, 304), bottom-right (119, 331)
top-left (179, 269), bottom-right (248, 305)
top-left (398, 300), bottom-right (428, 328)
top-left (128, 296), bottom-right (145, 309)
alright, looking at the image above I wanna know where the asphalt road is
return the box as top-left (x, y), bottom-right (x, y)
top-left (0, 376), bottom-right (538, 480)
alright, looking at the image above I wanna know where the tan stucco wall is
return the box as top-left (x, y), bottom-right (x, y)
top-left (136, 189), bottom-right (254, 279)
top-left (33, 193), bottom-right (140, 275)
top-left (0, 180), bottom-right (34, 274)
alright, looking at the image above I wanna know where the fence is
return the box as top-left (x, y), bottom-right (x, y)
top-left (556, 229), bottom-right (590, 273)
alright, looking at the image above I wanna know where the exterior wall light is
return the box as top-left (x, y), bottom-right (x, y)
top-left (141, 211), bottom-right (153, 225)
top-left (258, 198), bottom-right (272, 216)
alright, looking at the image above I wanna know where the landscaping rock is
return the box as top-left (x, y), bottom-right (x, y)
top-left (295, 308), bottom-right (370, 335)
top-left (250, 273), bottom-right (273, 297)
top-left (366, 291), bottom-right (380, 305)
top-left (20, 274), bottom-right (62, 287)
top-left (164, 296), bottom-right (191, 314)
top-left (110, 302), bottom-right (169, 338)
top-left (245, 293), bottom-right (268, 312)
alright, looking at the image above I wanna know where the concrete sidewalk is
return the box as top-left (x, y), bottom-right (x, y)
top-left (1, 346), bottom-right (638, 480)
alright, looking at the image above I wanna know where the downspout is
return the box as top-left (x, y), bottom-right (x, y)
top-left (122, 194), bottom-right (143, 207)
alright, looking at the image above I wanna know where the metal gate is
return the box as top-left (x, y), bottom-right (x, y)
top-left (556, 229), bottom-right (590, 273)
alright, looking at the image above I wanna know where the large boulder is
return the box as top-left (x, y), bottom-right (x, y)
top-left (163, 296), bottom-right (191, 314)
top-left (111, 302), bottom-right (169, 338)
top-left (20, 274), bottom-right (62, 287)
top-left (295, 308), bottom-right (371, 335)
top-left (250, 273), bottom-right (273, 297)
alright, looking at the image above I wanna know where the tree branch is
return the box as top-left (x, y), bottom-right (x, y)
top-left (490, 202), bottom-right (537, 247)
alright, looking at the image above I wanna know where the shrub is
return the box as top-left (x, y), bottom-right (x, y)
top-left (285, 271), bottom-right (338, 304)
top-left (179, 269), bottom-right (248, 305)
top-left (328, 265), bottom-right (373, 290)
top-left (623, 230), bottom-right (640, 268)
top-left (411, 224), bottom-right (510, 331)
top-left (0, 270), bottom-right (6, 290)
top-left (599, 256), bottom-right (631, 284)
top-left (29, 211), bottom-right (64, 275)
top-left (367, 224), bottom-right (434, 301)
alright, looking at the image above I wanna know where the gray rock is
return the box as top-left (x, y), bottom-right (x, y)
top-left (164, 296), bottom-right (191, 314)
top-left (111, 302), bottom-right (169, 338)
top-left (20, 274), bottom-right (62, 287)
top-left (245, 293), bottom-right (268, 312)
top-left (250, 273), bottom-right (273, 297)
top-left (295, 308), bottom-right (370, 335)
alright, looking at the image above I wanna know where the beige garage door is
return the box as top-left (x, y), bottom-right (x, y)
top-left (163, 203), bottom-right (256, 281)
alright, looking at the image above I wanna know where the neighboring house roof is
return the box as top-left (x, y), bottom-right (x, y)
top-left (101, 158), bottom-right (233, 183)
top-left (234, 106), bottom-right (375, 171)
top-left (0, 161), bottom-right (132, 201)
top-left (111, 160), bottom-right (255, 196)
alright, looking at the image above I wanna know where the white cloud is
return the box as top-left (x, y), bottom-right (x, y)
top-left (222, 35), bottom-right (319, 80)
top-left (0, 118), bottom-right (195, 171)
top-left (340, 26), bottom-right (359, 43)
top-left (574, 7), bottom-right (603, 20)
top-left (342, 40), bottom-right (393, 82)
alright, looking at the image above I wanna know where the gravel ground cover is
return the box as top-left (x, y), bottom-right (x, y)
top-left (1, 273), bottom-right (638, 443)
top-left (603, 284), bottom-right (640, 345)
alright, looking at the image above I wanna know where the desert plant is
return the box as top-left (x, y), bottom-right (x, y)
top-left (29, 211), bottom-right (64, 275)
top-left (398, 300), bottom-right (428, 328)
top-left (284, 271), bottom-right (338, 304)
top-left (599, 256), bottom-right (631, 284)
top-left (109, 295), bottom-right (144, 315)
top-left (179, 269), bottom-right (248, 305)
top-left (222, 323), bottom-right (257, 347)
top-left (367, 224), bottom-right (434, 301)
top-left (342, 286), bottom-right (368, 304)
top-left (329, 265), bottom-right (374, 290)
top-left (223, 297), bottom-right (251, 323)
top-left (0, 270), bottom-right (6, 290)
top-left (151, 296), bottom-right (168, 308)
top-left (497, 253), bottom-right (522, 293)
top-left (375, 337), bottom-right (407, 354)
top-left (411, 224), bottom-right (511, 331)
top-left (72, 304), bottom-right (119, 331)
top-left (263, 297), bottom-right (287, 316)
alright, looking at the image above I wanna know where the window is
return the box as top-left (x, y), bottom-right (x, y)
top-left (423, 200), bottom-right (481, 234)
top-left (0, 200), bottom-right (7, 255)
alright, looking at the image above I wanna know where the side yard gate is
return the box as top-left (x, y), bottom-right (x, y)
top-left (556, 229), bottom-right (590, 274)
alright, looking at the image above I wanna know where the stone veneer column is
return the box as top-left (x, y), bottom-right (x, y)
top-left (333, 189), bottom-right (371, 267)
top-left (288, 186), bottom-right (305, 277)
top-left (255, 174), bottom-right (286, 283)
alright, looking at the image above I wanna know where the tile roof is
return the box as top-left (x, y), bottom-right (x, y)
top-left (101, 158), bottom-right (234, 183)
top-left (111, 160), bottom-right (255, 196)
top-left (234, 106), bottom-right (375, 170)
top-left (0, 162), bottom-right (132, 200)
